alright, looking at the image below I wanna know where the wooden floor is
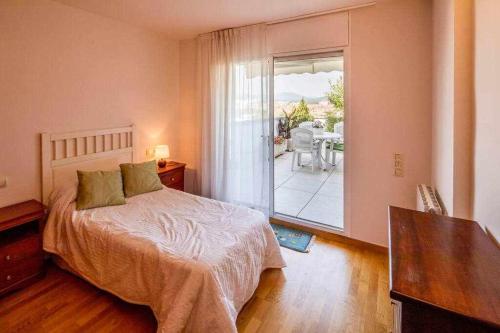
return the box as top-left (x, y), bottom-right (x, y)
top-left (0, 237), bottom-right (390, 333)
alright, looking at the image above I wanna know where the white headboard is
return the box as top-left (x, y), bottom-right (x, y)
top-left (41, 125), bottom-right (136, 205)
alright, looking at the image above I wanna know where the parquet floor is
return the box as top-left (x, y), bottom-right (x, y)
top-left (0, 237), bottom-right (390, 333)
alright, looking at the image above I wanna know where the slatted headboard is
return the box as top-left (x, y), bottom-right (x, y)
top-left (41, 125), bottom-right (136, 205)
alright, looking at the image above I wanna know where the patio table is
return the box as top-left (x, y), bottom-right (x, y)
top-left (313, 131), bottom-right (342, 169)
top-left (313, 131), bottom-right (342, 141)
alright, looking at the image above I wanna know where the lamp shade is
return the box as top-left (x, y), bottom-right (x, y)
top-left (155, 145), bottom-right (170, 159)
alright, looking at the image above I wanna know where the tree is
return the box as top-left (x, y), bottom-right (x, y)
top-left (325, 76), bottom-right (344, 132)
top-left (326, 76), bottom-right (344, 110)
top-left (289, 98), bottom-right (314, 129)
top-left (325, 111), bottom-right (344, 132)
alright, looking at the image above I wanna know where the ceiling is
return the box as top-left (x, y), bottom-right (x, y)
top-left (55, 0), bottom-right (373, 40)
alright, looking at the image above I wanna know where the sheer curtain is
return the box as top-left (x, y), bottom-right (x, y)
top-left (198, 24), bottom-right (270, 212)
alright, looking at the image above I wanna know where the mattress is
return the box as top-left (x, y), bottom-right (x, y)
top-left (43, 186), bottom-right (286, 332)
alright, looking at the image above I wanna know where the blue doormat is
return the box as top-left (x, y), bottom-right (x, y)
top-left (271, 223), bottom-right (315, 253)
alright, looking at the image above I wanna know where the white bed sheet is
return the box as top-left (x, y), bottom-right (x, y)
top-left (43, 186), bottom-right (285, 332)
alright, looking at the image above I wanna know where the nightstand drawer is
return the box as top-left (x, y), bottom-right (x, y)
top-left (160, 169), bottom-right (184, 187)
top-left (0, 232), bottom-right (41, 268)
top-left (0, 200), bottom-right (46, 296)
top-left (0, 255), bottom-right (44, 291)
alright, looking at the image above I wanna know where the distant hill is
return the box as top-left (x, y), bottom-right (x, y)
top-left (275, 92), bottom-right (327, 104)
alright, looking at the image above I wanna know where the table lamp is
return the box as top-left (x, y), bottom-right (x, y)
top-left (155, 145), bottom-right (170, 168)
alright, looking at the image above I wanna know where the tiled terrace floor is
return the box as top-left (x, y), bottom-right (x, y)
top-left (274, 150), bottom-right (344, 229)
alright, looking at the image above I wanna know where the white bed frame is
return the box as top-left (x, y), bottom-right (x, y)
top-left (41, 125), bottom-right (136, 205)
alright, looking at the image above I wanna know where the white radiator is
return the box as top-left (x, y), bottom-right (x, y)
top-left (391, 299), bottom-right (402, 333)
top-left (416, 184), bottom-right (443, 215)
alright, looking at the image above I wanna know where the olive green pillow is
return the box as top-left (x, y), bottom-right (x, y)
top-left (76, 170), bottom-right (126, 210)
top-left (120, 160), bottom-right (163, 198)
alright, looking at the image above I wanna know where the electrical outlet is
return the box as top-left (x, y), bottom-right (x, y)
top-left (0, 175), bottom-right (7, 188)
top-left (394, 154), bottom-right (404, 177)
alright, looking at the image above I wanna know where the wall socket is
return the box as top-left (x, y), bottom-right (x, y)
top-left (0, 175), bottom-right (7, 188)
top-left (394, 153), bottom-right (404, 177)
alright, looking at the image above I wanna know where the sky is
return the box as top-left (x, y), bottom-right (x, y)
top-left (274, 71), bottom-right (343, 98)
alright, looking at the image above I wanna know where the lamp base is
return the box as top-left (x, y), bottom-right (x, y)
top-left (158, 159), bottom-right (176, 168)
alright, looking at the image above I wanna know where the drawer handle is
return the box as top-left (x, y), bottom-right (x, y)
top-left (6, 275), bottom-right (12, 281)
top-left (5, 255), bottom-right (11, 261)
top-left (171, 177), bottom-right (175, 181)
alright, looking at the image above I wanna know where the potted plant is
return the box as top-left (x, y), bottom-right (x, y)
top-left (281, 99), bottom-right (315, 151)
top-left (281, 109), bottom-right (295, 151)
top-left (274, 136), bottom-right (286, 157)
top-left (312, 120), bottom-right (324, 136)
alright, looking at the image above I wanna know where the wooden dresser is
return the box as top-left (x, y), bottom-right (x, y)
top-left (389, 206), bottom-right (500, 333)
top-left (0, 200), bottom-right (46, 296)
top-left (157, 162), bottom-right (186, 192)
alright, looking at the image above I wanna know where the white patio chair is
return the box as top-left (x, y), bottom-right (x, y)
top-left (334, 121), bottom-right (344, 137)
top-left (298, 121), bottom-right (313, 129)
top-left (326, 122), bottom-right (344, 167)
top-left (290, 128), bottom-right (322, 172)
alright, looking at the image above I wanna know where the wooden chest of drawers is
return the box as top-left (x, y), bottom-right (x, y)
top-left (157, 162), bottom-right (186, 192)
top-left (0, 200), bottom-right (46, 296)
top-left (389, 206), bottom-right (500, 332)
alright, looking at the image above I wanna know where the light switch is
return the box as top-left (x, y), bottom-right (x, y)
top-left (394, 154), bottom-right (404, 177)
top-left (0, 175), bottom-right (7, 188)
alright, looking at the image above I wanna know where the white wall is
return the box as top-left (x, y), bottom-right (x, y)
top-left (431, 0), bottom-right (473, 219)
top-left (452, 0), bottom-right (473, 219)
top-left (473, 0), bottom-right (500, 241)
top-left (0, 0), bottom-right (179, 207)
top-left (0, 0), bottom-right (439, 247)
top-left (180, 0), bottom-right (433, 247)
top-left (267, 11), bottom-right (348, 54)
top-left (431, 0), bottom-right (455, 214)
top-left (349, 0), bottom-right (432, 246)
top-left (178, 39), bottom-right (200, 194)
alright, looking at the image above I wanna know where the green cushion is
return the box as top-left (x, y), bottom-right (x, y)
top-left (76, 170), bottom-right (126, 210)
top-left (120, 160), bottom-right (163, 198)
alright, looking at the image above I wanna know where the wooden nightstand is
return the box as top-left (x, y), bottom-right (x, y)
top-left (0, 200), bottom-right (47, 296)
top-left (157, 162), bottom-right (186, 192)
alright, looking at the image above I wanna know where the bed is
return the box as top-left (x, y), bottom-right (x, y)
top-left (41, 125), bottom-right (286, 332)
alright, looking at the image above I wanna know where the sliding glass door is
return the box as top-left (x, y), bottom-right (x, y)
top-left (270, 52), bottom-right (345, 231)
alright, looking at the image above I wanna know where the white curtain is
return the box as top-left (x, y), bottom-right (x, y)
top-left (198, 24), bottom-right (270, 212)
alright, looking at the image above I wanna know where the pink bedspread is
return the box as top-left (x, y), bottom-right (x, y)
top-left (44, 187), bottom-right (285, 332)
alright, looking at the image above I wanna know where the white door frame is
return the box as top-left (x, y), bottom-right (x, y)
top-left (268, 46), bottom-right (351, 238)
